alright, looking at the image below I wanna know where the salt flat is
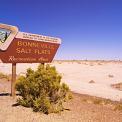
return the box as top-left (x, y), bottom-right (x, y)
top-left (0, 61), bottom-right (122, 101)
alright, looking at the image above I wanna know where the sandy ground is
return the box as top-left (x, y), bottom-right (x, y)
top-left (0, 61), bottom-right (122, 101)
top-left (0, 80), bottom-right (122, 122)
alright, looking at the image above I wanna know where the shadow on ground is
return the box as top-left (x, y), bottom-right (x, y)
top-left (0, 93), bottom-right (10, 96)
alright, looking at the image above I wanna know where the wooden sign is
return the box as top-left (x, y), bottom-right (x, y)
top-left (0, 24), bottom-right (61, 63)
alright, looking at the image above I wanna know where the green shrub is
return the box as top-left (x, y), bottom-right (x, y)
top-left (16, 64), bottom-right (71, 114)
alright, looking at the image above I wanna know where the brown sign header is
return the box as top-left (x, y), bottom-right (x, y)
top-left (0, 23), bottom-right (61, 63)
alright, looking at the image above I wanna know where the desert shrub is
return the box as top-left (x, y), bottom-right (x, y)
top-left (114, 104), bottom-right (122, 111)
top-left (89, 80), bottom-right (95, 83)
top-left (0, 72), bottom-right (9, 80)
top-left (108, 74), bottom-right (114, 78)
top-left (103, 99), bottom-right (112, 105)
top-left (93, 99), bottom-right (102, 105)
top-left (111, 82), bottom-right (122, 91)
top-left (16, 64), bottom-right (71, 114)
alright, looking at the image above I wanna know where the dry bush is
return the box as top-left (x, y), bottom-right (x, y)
top-left (90, 64), bottom-right (94, 66)
top-left (16, 64), bottom-right (71, 114)
top-left (93, 99), bottom-right (103, 105)
top-left (108, 74), bottom-right (114, 78)
top-left (111, 82), bottom-right (122, 91)
top-left (98, 63), bottom-right (102, 65)
top-left (0, 72), bottom-right (9, 81)
top-left (89, 80), bottom-right (95, 84)
top-left (114, 104), bottom-right (122, 111)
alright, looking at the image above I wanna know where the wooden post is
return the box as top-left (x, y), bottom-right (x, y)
top-left (11, 63), bottom-right (16, 97)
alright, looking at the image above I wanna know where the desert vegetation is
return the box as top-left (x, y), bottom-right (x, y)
top-left (15, 64), bottom-right (71, 114)
top-left (0, 72), bottom-right (10, 81)
top-left (114, 104), bottom-right (122, 111)
top-left (108, 74), bottom-right (114, 78)
top-left (89, 80), bottom-right (95, 83)
top-left (111, 82), bottom-right (122, 91)
top-left (80, 94), bottom-right (122, 112)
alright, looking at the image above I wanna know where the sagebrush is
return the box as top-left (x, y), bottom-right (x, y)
top-left (16, 64), bottom-right (71, 114)
top-left (0, 72), bottom-right (9, 80)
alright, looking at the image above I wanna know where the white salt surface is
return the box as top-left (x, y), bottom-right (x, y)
top-left (0, 61), bottom-right (122, 101)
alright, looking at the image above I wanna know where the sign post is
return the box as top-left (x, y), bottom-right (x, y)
top-left (0, 23), bottom-right (61, 97)
top-left (11, 63), bottom-right (16, 97)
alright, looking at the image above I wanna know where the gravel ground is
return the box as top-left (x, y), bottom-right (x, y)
top-left (0, 80), bottom-right (122, 122)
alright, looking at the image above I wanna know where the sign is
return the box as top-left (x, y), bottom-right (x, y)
top-left (0, 23), bottom-right (61, 63)
top-left (0, 23), bottom-right (61, 97)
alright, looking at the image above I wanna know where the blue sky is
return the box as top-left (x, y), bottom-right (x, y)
top-left (0, 0), bottom-right (122, 60)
